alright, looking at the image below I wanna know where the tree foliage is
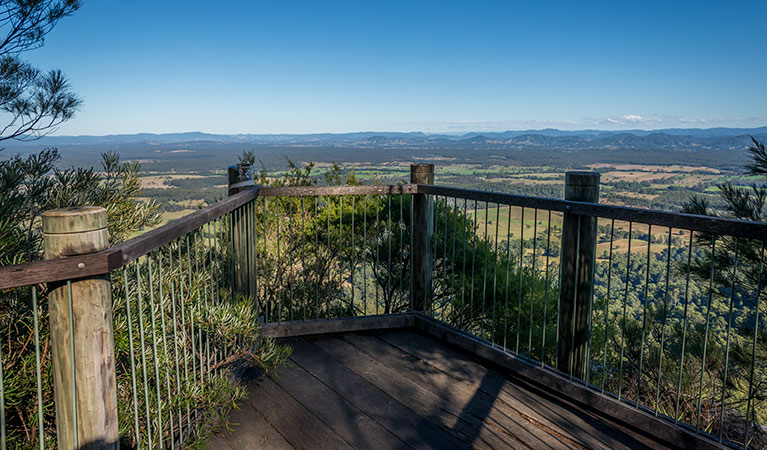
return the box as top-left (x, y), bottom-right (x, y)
top-left (0, 0), bottom-right (81, 141)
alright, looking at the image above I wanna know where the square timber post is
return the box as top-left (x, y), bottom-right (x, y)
top-left (411, 164), bottom-right (435, 313)
top-left (556, 172), bottom-right (600, 380)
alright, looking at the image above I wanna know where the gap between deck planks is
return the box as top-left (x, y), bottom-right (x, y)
top-left (211, 329), bottom-right (657, 450)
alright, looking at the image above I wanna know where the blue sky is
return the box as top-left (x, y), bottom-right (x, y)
top-left (24, 0), bottom-right (767, 135)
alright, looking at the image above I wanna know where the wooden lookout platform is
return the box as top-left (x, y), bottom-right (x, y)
top-left (208, 315), bottom-right (714, 450)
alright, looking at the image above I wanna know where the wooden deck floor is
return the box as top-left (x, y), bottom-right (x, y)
top-left (208, 329), bottom-right (658, 450)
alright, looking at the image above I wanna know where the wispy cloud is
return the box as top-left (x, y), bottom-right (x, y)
top-left (410, 115), bottom-right (767, 133)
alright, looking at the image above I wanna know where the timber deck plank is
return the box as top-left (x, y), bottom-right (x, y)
top-left (288, 338), bottom-right (464, 450)
top-left (212, 329), bottom-right (661, 450)
top-left (378, 329), bottom-right (651, 450)
top-left (210, 401), bottom-right (294, 450)
top-left (315, 334), bottom-right (557, 449)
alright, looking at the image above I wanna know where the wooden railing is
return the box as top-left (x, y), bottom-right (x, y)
top-left (2, 163), bottom-right (767, 448)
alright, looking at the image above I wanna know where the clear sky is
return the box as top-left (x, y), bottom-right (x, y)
top-left (23, 0), bottom-right (767, 135)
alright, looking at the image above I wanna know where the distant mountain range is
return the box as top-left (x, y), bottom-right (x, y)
top-left (4, 126), bottom-right (767, 152)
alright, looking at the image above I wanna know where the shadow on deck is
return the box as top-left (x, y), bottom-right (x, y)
top-left (209, 325), bottom-right (672, 450)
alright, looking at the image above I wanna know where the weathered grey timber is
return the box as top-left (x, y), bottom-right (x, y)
top-left (210, 329), bottom-right (670, 450)
top-left (557, 171), bottom-right (600, 379)
top-left (228, 163), bottom-right (255, 294)
top-left (411, 163), bottom-right (434, 312)
top-left (43, 207), bottom-right (119, 450)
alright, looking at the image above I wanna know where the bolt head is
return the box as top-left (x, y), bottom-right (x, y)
top-left (77, 262), bottom-right (86, 269)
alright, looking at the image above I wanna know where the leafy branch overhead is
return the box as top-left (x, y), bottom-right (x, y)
top-left (0, 0), bottom-right (81, 141)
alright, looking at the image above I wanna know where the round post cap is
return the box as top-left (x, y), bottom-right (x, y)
top-left (565, 171), bottom-right (600, 186)
top-left (410, 163), bottom-right (434, 173)
top-left (42, 207), bottom-right (107, 234)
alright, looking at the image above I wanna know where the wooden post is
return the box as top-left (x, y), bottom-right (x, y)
top-left (42, 207), bottom-right (118, 450)
top-left (228, 163), bottom-right (254, 295)
top-left (557, 172), bottom-right (600, 379)
top-left (411, 164), bottom-right (434, 313)
top-left (228, 162), bottom-right (254, 196)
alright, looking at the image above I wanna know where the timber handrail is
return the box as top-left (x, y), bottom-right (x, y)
top-left (419, 184), bottom-right (767, 239)
top-left (4, 181), bottom-right (767, 290)
top-left (0, 186), bottom-right (260, 289)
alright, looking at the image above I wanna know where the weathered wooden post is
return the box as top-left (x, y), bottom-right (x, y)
top-left (228, 162), bottom-right (254, 196)
top-left (411, 164), bottom-right (435, 313)
top-left (228, 163), bottom-right (254, 296)
top-left (556, 172), bottom-right (600, 379)
top-left (42, 207), bottom-right (118, 450)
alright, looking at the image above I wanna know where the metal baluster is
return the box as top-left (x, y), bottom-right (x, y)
top-left (215, 218), bottom-right (222, 305)
top-left (254, 201), bottom-right (261, 318)
top-left (248, 200), bottom-right (256, 311)
top-left (602, 219), bottom-right (615, 393)
top-left (363, 194), bottom-right (368, 316)
top-left (135, 261), bottom-right (152, 446)
top-left (504, 204), bottom-right (513, 352)
top-left (461, 198), bottom-right (468, 330)
top-left (186, 233), bottom-right (199, 430)
top-left (492, 204), bottom-right (500, 343)
top-left (430, 196), bottom-right (437, 316)
top-left (409, 194), bottom-right (414, 308)
top-left (123, 268), bottom-right (141, 446)
top-left (340, 196), bottom-right (346, 313)
top-left (744, 241), bottom-right (765, 448)
top-left (193, 232), bottom-right (203, 386)
top-left (168, 245), bottom-right (184, 442)
top-left (529, 209), bottom-right (537, 355)
top-left (569, 216), bottom-right (581, 380)
top-left (399, 194), bottom-right (405, 312)
top-left (696, 236), bottom-right (717, 434)
top-left (637, 224), bottom-right (653, 406)
top-left (147, 254), bottom-right (166, 446)
top-left (207, 221), bottom-right (217, 378)
top-left (327, 196), bottom-right (332, 318)
top-left (517, 207), bottom-right (525, 354)
top-left (178, 241), bottom-right (191, 435)
top-left (618, 222), bottom-right (633, 400)
top-left (387, 195), bottom-right (392, 314)
top-left (443, 196), bottom-right (451, 322)
top-left (719, 238), bottom-right (740, 442)
top-left (263, 198), bottom-right (270, 322)
top-left (314, 196), bottom-right (320, 319)
top-left (451, 197), bottom-right (458, 325)
top-left (288, 200), bottom-right (294, 321)
top-left (541, 210), bottom-right (553, 366)
top-left (161, 250), bottom-right (177, 448)
top-left (675, 231), bottom-right (695, 425)
top-left (27, 287), bottom-right (43, 450)
top-left (276, 199), bottom-right (283, 322)
top-left (654, 228), bottom-right (673, 416)
top-left (470, 199), bottom-right (478, 329)
top-left (301, 197), bottom-right (307, 320)
top-left (482, 201), bottom-right (490, 338)
top-left (375, 195), bottom-right (380, 315)
top-left (351, 195), bottom-right (356, 315)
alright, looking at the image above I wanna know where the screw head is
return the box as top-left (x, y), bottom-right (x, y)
top-left (77, 262), bottom-right (86, 269)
